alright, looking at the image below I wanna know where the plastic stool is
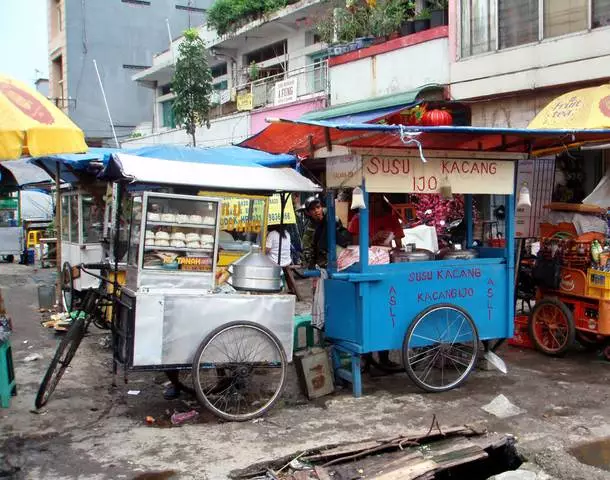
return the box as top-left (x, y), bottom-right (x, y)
top-left (293, 314), bottom-right (316, 351)
top-left (0, 340), bottom-right (16, 408)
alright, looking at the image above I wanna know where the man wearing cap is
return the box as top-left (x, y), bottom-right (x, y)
top-left (301, 197), bottom-right (328, 269)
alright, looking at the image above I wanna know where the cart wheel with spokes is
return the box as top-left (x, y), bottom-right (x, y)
top-left (61, 262), bottom-right (75, 312)
top-left (402, 304), bottom-right (479, 393)
top-left (35, 317), bottom-right (86, 409)
top-left (191, 321), bottom-right (287, 422)
top-left (528, 298), bottom-right (575, 356)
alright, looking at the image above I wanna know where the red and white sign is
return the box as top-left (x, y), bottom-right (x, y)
top-left (326, 154), bottom-right (516, 195)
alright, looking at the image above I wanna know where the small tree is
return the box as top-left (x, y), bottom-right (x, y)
top-left (172, 28), bottom-right (213, 146)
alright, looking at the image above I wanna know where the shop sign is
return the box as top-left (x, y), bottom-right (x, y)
top-left (326, 155), bottom-right (362, 188)
top-left (236, 91), bottom-right (253, 111)
top-left (267, 194), bottom-right (296, 225)
top-left (327, 155), bottom-right (515, 194)
top-left (274, 78), bottom-right (298, 106)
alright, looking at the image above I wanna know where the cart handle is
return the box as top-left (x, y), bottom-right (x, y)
top-left (302, 269), bottom-right (321, 278)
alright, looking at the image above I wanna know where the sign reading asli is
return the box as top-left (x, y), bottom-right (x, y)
top-left (326, 154), bottom-right (515, 194)
top-left (274, 78), bottom-right (298, 106)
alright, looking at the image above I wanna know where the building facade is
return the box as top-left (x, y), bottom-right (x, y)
top-left (48, 0), bottom-right (212, 145)
top-left (123, 0), bottom-right (330, 148)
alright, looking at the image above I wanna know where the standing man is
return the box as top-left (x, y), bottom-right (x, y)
top-left (301, 197), bottom-right (328, 269)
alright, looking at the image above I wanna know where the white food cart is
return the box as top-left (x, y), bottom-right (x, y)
top-left (104, 153), bottom-right (320, 421)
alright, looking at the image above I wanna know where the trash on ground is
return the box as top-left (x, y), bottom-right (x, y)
top-left (146, 416), bottom-right (155, 424)
top-left (483, 350), bottom-right (508, 374)
top-left (229, 421), bottom-right (519, 480)
top-left (23, 353), bottom-right (43, 362)
top-left (482, 394), bottom-right (525, 419)
top-left (127, 390), bottom-right (141, 395)
top-left (170, 410), bottom-right (198, 425)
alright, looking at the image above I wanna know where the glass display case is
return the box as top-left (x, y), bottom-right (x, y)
top-left (197, 191), bottom-right (268, 267)
top-left (129, 192), bottom-right (221, 277)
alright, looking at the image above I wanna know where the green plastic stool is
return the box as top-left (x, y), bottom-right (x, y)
top-left (293, 314), bottom-right (316, 352)
top-left (0, 340), bottom-right (16, 408)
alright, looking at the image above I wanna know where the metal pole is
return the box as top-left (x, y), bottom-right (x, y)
top-left (166, 18), bottom-right (176, 64)
top-left (93, 59), bottom-right (120, 148)
top-left (277, 193), bottom-right (288, 266)
top-left (55, 164), bottom-right (62, 311)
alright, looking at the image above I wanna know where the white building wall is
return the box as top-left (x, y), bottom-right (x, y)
top-left (451, 27), bottom-right (610, 100)
top-left (122, 111), bottom-right (250, 148)
top-left (329, 37), bottom-right (450, 105)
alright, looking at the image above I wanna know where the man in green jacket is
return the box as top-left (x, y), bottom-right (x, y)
top-left (301, 197), bottom-right (328, 269)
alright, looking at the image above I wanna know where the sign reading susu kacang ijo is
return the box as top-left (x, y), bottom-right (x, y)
top-left (326, 154), bottom-right (516, 194)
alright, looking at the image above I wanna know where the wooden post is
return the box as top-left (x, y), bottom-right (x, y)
top-left (55, 164), bottom-right (62, 311)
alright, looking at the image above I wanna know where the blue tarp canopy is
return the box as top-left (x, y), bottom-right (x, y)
top-left (126, 145), bottom-right (295, 167)
top-left (29, 145), bottom-right (297, 184)
top-left (0, 159), bottom-right (52, 188)
top-left (29, 147), bottom-right (121, 184)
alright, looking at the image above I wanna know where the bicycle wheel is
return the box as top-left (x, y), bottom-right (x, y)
top-left (191, 321), bottom-right (287, 422)
top-left (61, 262), bottom-right (75, 312)
top-left (403, 304), bottom-right (479, 393)
top-left (35, 317), bottom-right (86, 409)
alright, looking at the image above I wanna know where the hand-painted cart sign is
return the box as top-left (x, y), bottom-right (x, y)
top-left (326, 154), bottom-right (515, 194)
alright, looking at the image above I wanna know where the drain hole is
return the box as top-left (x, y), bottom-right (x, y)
top-left (435, 438), bottom-right (523, 480)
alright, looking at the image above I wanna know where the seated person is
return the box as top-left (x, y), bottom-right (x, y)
top-left (348, 194), bottom-right (405, 247)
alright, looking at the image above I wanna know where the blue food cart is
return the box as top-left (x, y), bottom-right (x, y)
top-left (241, 120), bottom-right (610, 397)
top-left (321, 149), bottom-right (518, 396)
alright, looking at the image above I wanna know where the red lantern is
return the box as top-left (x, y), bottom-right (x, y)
top-left (422, 109), bottom-right (453, 126)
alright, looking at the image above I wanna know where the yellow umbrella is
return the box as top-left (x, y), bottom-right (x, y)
top-left (0, 74), bottom-right (88, 159)
top-left (528, 84), bottom-right (610, 130)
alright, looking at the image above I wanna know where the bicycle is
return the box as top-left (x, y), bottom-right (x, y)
top-left (35, 263), bottom-right (118, 409)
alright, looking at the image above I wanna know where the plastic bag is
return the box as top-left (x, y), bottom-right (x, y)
top-left (312, 269), bottom-right (328, 329)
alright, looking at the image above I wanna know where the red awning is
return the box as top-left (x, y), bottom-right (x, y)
top-left (240, 119), bottom-right (610, 157)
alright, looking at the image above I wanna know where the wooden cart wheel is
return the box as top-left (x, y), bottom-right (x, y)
top-left (61, 262), bottom-right (75, 312)
top-left (402, 304), bottom-right (479, 393)
top-left (528, 298), bottom-right (575, 356)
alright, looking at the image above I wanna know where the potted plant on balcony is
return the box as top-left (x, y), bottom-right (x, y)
top-left (399, 1), bottom-right (416, 36)
top-left (429, 0), bottom-right (448, 28)
top-left (413, 8), bottom-right (431, 33)
top-left (248, 61), bottom-right (259, 81)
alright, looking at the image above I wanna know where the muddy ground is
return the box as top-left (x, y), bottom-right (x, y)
top-left (1, 262), bottom-right (609, 479)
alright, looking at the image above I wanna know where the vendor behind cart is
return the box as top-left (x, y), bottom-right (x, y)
top-left (301, 197), bottom-right (351, 269)
top-left (348, 194), bottom-right (404, 247)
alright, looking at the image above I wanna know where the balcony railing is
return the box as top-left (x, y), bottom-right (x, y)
top-left (206, 60), bottom-right (328, 120)
top-left (238, 60), bottom-right (328, 109)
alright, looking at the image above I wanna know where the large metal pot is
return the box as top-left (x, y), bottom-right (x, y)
top-left (229, 246), bottom-right (282, 292)
top-left (390, 249), bottom-right (434, 263)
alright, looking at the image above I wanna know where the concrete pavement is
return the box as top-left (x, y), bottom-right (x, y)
top-left (1, 262), bottom-right (609, 479)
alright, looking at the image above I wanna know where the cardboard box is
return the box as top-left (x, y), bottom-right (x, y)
top-left (294, 347), bottom-right (334, 399)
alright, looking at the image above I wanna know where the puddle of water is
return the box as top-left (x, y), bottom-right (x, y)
top-left (569, 437), bottom-right (610, 472)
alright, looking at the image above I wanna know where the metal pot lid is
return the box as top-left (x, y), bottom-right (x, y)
top-left (232, 245), bottom-right (281, 270)
top-left (443, 249), bottom-right (478, 259)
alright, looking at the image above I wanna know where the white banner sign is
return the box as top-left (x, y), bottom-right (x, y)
top-left (326, 154), bottom-right (515, 194)
top-left (274, 78), bottom-right (298, 106)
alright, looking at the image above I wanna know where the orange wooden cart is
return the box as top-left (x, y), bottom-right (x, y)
top-left (529, 203), bottom-right (610, 361)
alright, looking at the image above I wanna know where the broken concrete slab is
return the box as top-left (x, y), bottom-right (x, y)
top-left (482, 394), bottom-right (526, 419)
